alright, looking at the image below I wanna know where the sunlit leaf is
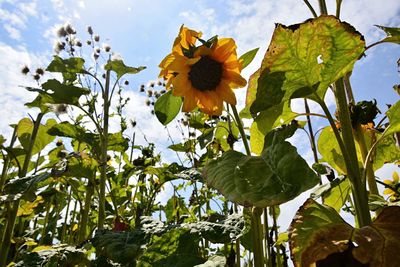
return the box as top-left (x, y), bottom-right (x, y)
top-left (289, 198), bottom-right (400, 267)
top-left (104, 59), bottom-right (146, 79)
top-left (154, 90), bottom-right (182, 125)
top-left (384, 100), bottom-right (400, 137)
top-left (17, 196), bottom-right (44, 216)
top-left (165, 195), bottom-right (189, 223)
top-left (247, 15), bottom-right (365, 114)
top-left (375, 25), bottom-right (400, 45)
top-left (3, 172), bottom-right (52, 201)
top-left (194, 255), bottom-right (226, 267)
top-left (239, 47), bottom-right (259, 69)
top-left (214, 121), bottom-right (239, 151)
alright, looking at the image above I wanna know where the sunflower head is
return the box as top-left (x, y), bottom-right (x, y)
top-left (159, 26), bottom-right (247, 116)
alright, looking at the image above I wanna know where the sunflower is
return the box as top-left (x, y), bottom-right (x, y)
top-left (383, 172), bottom-right (400, 201)
top-left (159, 27), bottom-right (247, 116)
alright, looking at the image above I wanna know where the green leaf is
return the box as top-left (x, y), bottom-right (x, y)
top-left (3, 172), bottom-right (52, 202)
top-left (318, 126), bottom-right (347, 174)
top-left (204, 140), bottom-right (318, 207)
top-left (214, 121), bottom-right (239, 152)
top-left (26, 79), bottom-right (90, 108)
top-left (0, 134), bottom-right (5, 147)
top-left (289, 199), bottom-right (400, 267)
top-left (376, 25), bottom-right (400, 45)
top-left (137, 228), bottom-right (204, 267)
top-left (239, 47), bottom-right (259, 69)
top-left (168, 140), bottom-right (195, 153)
top-left (17, 118), bottom-right (56, 156)
top-left (46, 55), bottom-right (85, 83)
top-left (154, 91), bottom-right (183, 125)
top-left (165, 196), bottom-right (189, 223)
top-left (371, 133), bottom-right (400, 171)
top-left (384, 100), bottom-right (400, 137)
top-left (246, 15), bottom-right (365, 113)
top-left (288, 199), bottom-right (355, 266)
top-left (15, 244), bottom-right (89, 267)
top-left (197, 128), bottom-right (215, 149)
top-left (323, 177), bottom-right (351, 212)
top-left (104, 59), bottom-right (146, 79)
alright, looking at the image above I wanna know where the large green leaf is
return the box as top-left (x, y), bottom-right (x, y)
top-left (375, 25), bottom-right (400, 45)
top-left (289, 199), bottom-right (400, 267)
top-left (17, 118), bottom-right (56, 156)
top-left (154, 90), bottom-right (183, 125)
top-left (104, 59), bottom-right (146, 79)
top-left (317, 126), bottom-right (347, 174)
top-left (137, 228), bottom-right (204, 267)
top-left (204, 138), bottom-right (318, 207)
top-left (164, 195), bottom-right (189, 223)
top-left (214, 121), bottom-right (239, 152)
top-left (3, 172), bottom-right (52, 202)
top-left (247, 15), bottom-right (365, 114)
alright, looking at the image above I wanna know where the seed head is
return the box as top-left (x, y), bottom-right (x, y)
top-left (124, 80), bottom-right (129, 85)
top-left (57, 26), bottom-right (68, 37)
top-left (94, 34), bottom-right (100, 42)
top-left (147, 90), bottom-right (153, 97)
top-left (93, 53), bottom-right (99, 60)
top-left (35, 68), bottom-right (45, 75)
top-left (145, 100), bottom-right (151, 106)
top-left (21, 65), bottom-right (30, 75)
top-left (87, 26), bottom-right (93, 35)
top-left (86, 40), bottom-right (92, 45)
top-left (33, 74), bottom-right (40, 81)
top-left (102, 43), bottom-right (111, 52)
top-left (65, 24), bottom-right (76, 34)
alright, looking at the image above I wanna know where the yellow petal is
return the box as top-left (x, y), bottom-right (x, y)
top-left (167, 54), bottom-right (191, 73)
top-left (216, 81), bottom-right (237, 105)
top-left (159, 53), bottom-right (175, 69)
top-left (182, 89), bottom-right (197, 112)
top-left (212, 38), bottom-right (237, 63)
top-left (223, 70), bottom-right (247, 88)
top-left (393, 172), bottom-right (399, 182)
top-left (197, 91), bottom-right (223, 116)
top-left (172, 73), bottom-right (191, 96)
top-left (384, 188), bottom-right (394, 195)
top-left (383, 179), bottom-right (393, 185)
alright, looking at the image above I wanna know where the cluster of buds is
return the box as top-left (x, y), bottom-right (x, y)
top-left (139, 80), bottom-right (167, 115)
top-left (21, 65), bottom-right (45, 82)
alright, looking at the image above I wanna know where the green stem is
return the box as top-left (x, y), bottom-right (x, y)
top-left (318, 0), bottom-right (328, 15)
top-left (98, 68), bottom-right (111, 230)
top-left (304, 99), bottom-right (321, 184)
top-left (302, 0), bottom-right (318, 18)
top-left (264, 209), bottom-right (272, 267)
top-left (0, 113), bottom-right (44, 267)
top-left (40, 197), bottom-right (52, 245)
top-left (78, 181), bottom-right (94, 243)
top-left (61, 186), bottom-right (72, 243)
top-left (336, 0), bottom-right (343, 18)
top-left (230, 104), bottom-right (251, 155)
top-left (334, 78), bottom-right (371, 226)
top-left (251, 207), bottom-right (264, 267)
top-left (69, 199), bottom-right (78, 244)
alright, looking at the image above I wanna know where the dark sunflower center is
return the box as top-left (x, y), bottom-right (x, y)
top-left (189, 56), bottom-right (222, 91)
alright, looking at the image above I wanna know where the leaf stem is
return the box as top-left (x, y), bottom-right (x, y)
top-left (304, 99), bottom-right (321, 184)
top-left (302, 0), bottom-right (318, 18)
top-left (336, 0), bottom-right (343, 18)
top-left (230, 104), bottom-right (251, 155)
top-left (318, 0), bottom-right (328, 15)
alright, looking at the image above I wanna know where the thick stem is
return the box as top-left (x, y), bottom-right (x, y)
top-left (98, 69), bottom-right (111, 229)
top-left (264, 208), bottom-right (272, 267)
top-left (251, 207), bottom-right (264, 267)
top-left (61, 186), bottom-right (72, 243)
top-left (334, 79), bottom-right (371, 226)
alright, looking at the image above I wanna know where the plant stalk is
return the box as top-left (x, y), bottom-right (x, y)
top-left (0, 126), bottom-right (18, 191)
top-left (98, 69), bottom-right (111, 230)
top-left (78, 181), bottom-right (94, 243)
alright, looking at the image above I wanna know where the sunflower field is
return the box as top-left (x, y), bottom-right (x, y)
top-left (0, 0), bottom-right (399, 266)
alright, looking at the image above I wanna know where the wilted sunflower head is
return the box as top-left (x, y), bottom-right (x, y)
top-left (159, 26), bottom-right (246, 116)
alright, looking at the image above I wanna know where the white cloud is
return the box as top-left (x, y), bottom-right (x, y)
top-left (18, 1), bottom-right (38, 17)
top-left (3, 24), bottom-right (21, 40)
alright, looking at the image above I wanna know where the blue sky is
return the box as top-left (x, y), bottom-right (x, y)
top-left (0, 0), bottom-right (399, 229)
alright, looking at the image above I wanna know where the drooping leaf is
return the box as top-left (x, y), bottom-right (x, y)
top-left (371, 133), bottom-right (400, 171)
top-left (288, 199), bottom-right (355, 266)
top-left (168, 140), bottom-right (195, 153)
top-left (239, 47), bottom-right (259, 69)
top-left (154, 90), bottom-right (183, 125)
top-left (247, 15), bottom-right (365, 114)
top-left (214, 121), bottom-right (239, 152)
top-left (165, 195), bottom-right (189, 223)
top-left (204, 139), bottom-right (318, 207)
top-left (15, 244), bottom-right (89, 267)
top-left (3, 172), bottom-right (52, 202)
top-left (289, 198), bottom-right (400, 267)
top-left (104, 59), bottom-right (146, 79)
top-left (375, 25), bottom-right (400, 45)
top-left (137, 228), bottom-right (204, 267)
